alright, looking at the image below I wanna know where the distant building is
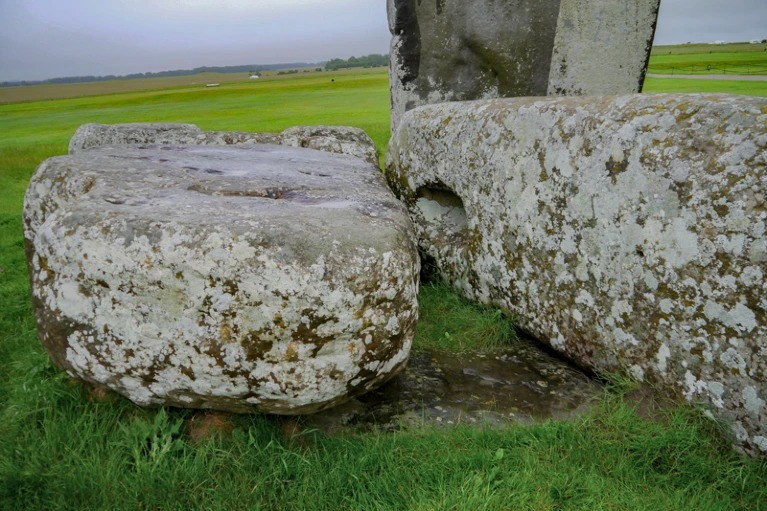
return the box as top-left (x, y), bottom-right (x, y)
top-left (713, 40), bottom-right (726, 45)
top-left (750, 39), bottom-right (761, 44)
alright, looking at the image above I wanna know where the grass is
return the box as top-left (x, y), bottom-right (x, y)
top-left (0, 66), bottom-right (388, 104)
top-left (2, 388), bottom-right (765, 510)
top-left (644, 76), bottom-right (767, 97)
top-left (0, 71), bottom-right (391, 216)
top-left (1, 68), bottom-right (766, 509)
top-left (648, 42), bottom-right (767, 75)
top-left (414, 283), bottom-right (517, 352)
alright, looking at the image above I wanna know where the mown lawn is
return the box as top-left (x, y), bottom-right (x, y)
top-left (644, 76), bottom-right (767, 97)
top-left (1, 71), bottom-right (766, 510)
top-left (648, 42), bottom-right (767, 76)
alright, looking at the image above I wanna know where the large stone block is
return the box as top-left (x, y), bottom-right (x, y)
top-left (24, 143), bottom-right (419, 414)
top-left (388, 0), bottom-right (661, 130)
top-left (386, 94), bottom-right (767, 455)
top-left (69, 123), bottom-right (380, 165)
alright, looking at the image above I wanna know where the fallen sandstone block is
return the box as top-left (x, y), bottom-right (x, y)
top-left (69, 123), bottom-right (380, 165)
top-left (387, 93), bottom-right (767, 455)
top-left (24, 143), bottom-right (419, 414)
top-left (388, 0), bottom-right (661, 130)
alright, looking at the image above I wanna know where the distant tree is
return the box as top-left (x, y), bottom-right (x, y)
top-left (324, 54), bottom-right (389, 71)
top-left (1, 62), bottom-right (323, 88)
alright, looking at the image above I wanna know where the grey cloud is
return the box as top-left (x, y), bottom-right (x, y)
top-left (654, 0), bottom-right (766, 44)
top-left (1, 0), bottom-right (765, 82)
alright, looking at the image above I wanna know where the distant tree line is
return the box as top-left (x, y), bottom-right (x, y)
top-left (325, 54), bottom-right (389, 71)
top-left (1, 63), bottom-right (321, 88)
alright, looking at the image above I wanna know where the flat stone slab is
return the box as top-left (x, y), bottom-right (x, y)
top-left (303, 339), bottom-right (601, 434)
top-left (24, 143), bottom-right (419, 414)
top-left (69, 123), bottom-right (380, 166)
top-left (387, 93), bottom-right (767, 456)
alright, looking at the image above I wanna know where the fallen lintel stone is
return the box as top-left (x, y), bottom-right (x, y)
top-left (387, 93), bottom-right (767, 456)
top-left (69, 123), bottom-right (380, 165)
top-left (24, 143), bottom-right (419, 414)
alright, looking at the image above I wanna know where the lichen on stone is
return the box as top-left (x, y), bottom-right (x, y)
top-left (25, 142), bottom-right (419, 415)
top-left (387, 93), bottom-right (767, 456)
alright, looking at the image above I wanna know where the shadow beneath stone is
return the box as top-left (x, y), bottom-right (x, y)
top-left (303, 338), bottom-right (602, 435)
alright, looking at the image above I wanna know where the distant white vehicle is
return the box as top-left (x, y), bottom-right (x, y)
top-left (249, 75), bottom-right (260, 80)
top-left (713, 40), bottom-right (726, 45)
top-left (205, 83), bottom-right (220, 87)
top-left (751, 39), bottom-right (762, 44)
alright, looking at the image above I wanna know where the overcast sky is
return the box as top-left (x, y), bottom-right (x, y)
top-left (0, 0), bottom-right (765, 82)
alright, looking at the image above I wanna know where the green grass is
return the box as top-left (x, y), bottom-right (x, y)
top-left (414, 283), bottom-right (517, 352)
top-left (643, 76), bottom-right (767, 97)
top-left (649, 42), bottom-right (767, 75)
top-left (0, 72), bottom-right (390, 216)
top-left (1, 70), bottom-right (766, 510)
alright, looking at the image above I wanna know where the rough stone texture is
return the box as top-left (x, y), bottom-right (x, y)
top-left (69, 123), bottom-right (379, 165)
top-left (388, 0), bottom-right (661, 130)
top-left (303, 340), bottom-right (602, 435)
top-left (386, 93), bottom-right (767, 455)
top-left (24, 143), bottom-right (419, 414)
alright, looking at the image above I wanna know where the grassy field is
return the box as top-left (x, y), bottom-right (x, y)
top-left (0, 67), bottom-right (387, 104)
top-left (644, 75), bottom-right (767, 96)
top-left (649, 42), bottom-right (767, 75)
top-left (1, 70), bottom-right (766, 509)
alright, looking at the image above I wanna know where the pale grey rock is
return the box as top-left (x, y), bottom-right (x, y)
top-left (279, 126), bottom-right (379, 165)
top-left (24, 144), bottom-right (419, 414)
top-left (69, 123), bottom-right (379, 165)
top-left (388, 0), bottom-right (661, 130)
top-left (387, 93), bottom-right (767, 456)
top-left (547, 0), bottom-right (660, 96)
top-left (68, 123), bottom-right (203, 154)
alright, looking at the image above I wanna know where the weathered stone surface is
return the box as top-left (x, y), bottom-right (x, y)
top-left (68, 123), bottom-right (206, 153)
top-left (279, 126), bottom-right (380, 165)
top-left (24, 143), bottom-right (419, 414)
top-left (387, 93), bottom-right (767, 455)
top-left (69, 123), bottom-right (379, 165)
top-left (388, 0), bottom-right (661, 130)
top-left (303, 340), bottom-right (602, 435)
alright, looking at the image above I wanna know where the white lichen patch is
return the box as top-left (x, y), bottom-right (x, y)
top-left (24, 142), bottom-right (419, 415)
top-left (387, 93), bottom-right (767, 456)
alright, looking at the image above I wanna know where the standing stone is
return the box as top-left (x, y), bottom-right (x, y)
top-left (387, 93), bottom-right (767, 456)
top-left (388, 0), bottom-right (661, 130)
top-left (24, 143), bottom-right (419, 414)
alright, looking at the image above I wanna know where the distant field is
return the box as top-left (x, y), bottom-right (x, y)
top-left (643, 76), bottom-right (767, 97)
top-left (3, 42), bottom-right (767, 104)
top-left (0, 72), bottom-right (392, 215)
top-left (0, 66), bottom-right (387, 104)
top-left (649, 42), bottom-right (767, 75)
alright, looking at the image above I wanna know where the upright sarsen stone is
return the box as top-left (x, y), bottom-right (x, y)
top-left (387, 94), bottom-right (767, 455)
top-left (24, 143), bottom-right (419, 414)
top-left (388, 0), bottom-right (661, 130)
top-left (547, 0), bottom-right (661, 96)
